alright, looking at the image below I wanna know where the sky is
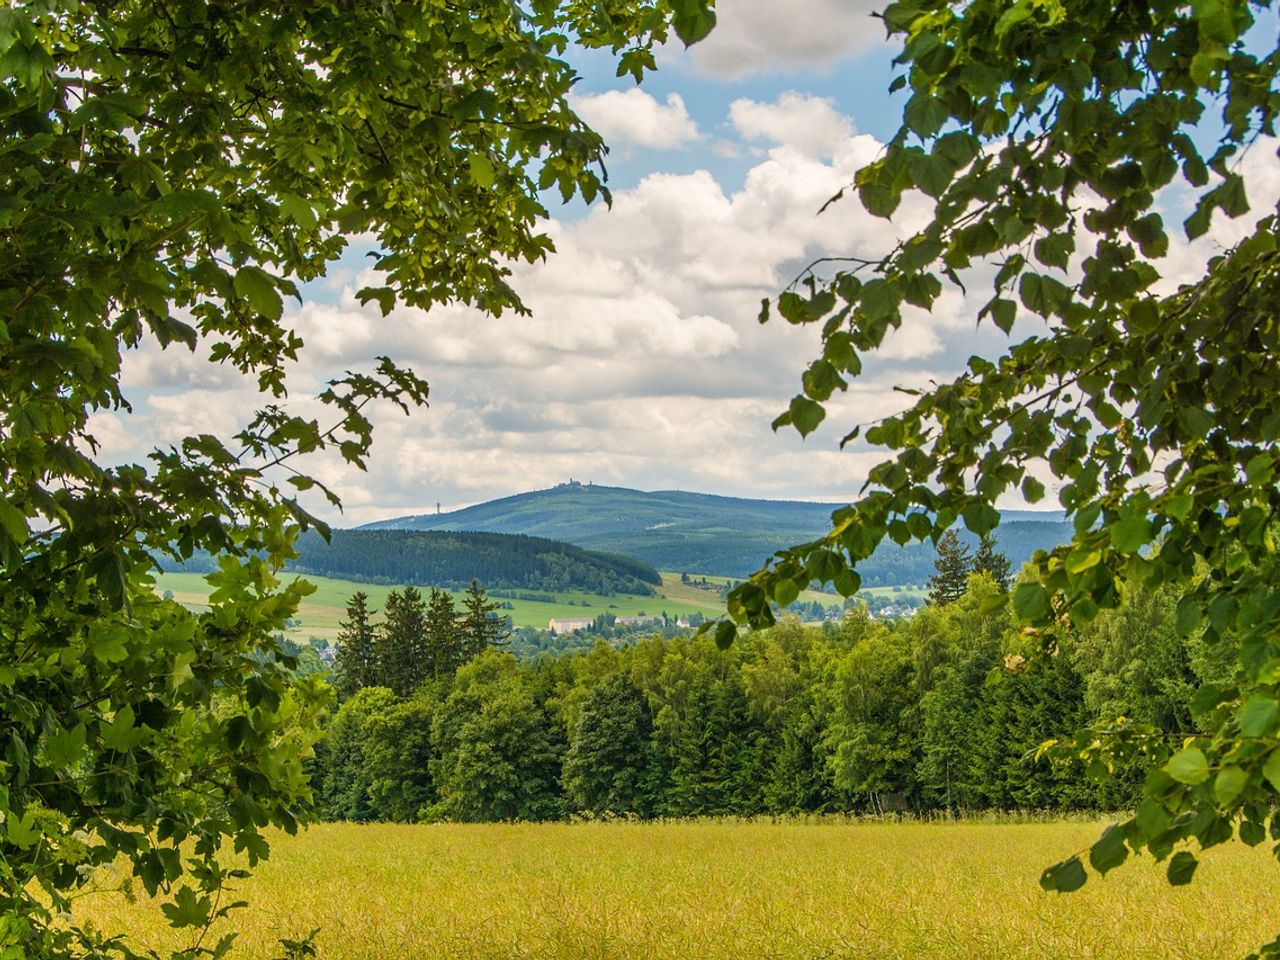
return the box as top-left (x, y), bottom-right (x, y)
top-left (93, 0), bottom-right (1280, 527)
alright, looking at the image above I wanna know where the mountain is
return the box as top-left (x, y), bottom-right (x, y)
top-left (361, 483), bottom-right (1072, 583)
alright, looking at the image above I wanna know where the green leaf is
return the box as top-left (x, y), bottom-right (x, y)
top-left (279, 193), bottom-right (317, 229)
top-left (1216, 174), bottom-right (1249, 218)
top-left (1175, 597), bottom-right (1202, 637)
top-left (1164, 747), bottom-right (1209, 785)
top-left (774, 578), bottom-right (800, 607)
top-left (1261, 749), bottom-right (1280, 793)
top-left (234, 267), bottom-right (283, 321)
top-left (100, 704), bottom-right (146, 752)
top-left (4, 811), bottom-right (39, 850)
top-left (712, 619), bottom-right (737, 651)
top-left (990, 297), bottom-right (1017, 334)
top-left (1239, 695), bottom-right (1280, 738)
top-left (1110, 515), bottom-right (1150, 553)
top-left (787, 396), bottom-right (826, 437)
top-left (1240, 819), bottom-right (1266, 846)
top-left (1089, 824), bottom-right (1129, 875)
top-left (1039, 856), bottom-right (1087, 893)
top-left (905, 94), bottom-right (949, 137)
top-left (161, 886), bottom-right (213, 929)
top-left (1166, 851), bottom-right (1198, 886)
top-left (468, 153), bottom-right (495, 189)
top-left (1213, 765), bottom-right (1248, 806)
top-left (0, 499), bottom-right (27, 545)
top-left (671, 0), bottom-right (716, 44)
top-left (910, 152), bottom-right (955, 198)
top-left (43, 722), bottom-right (87, 769)
top-left (1012, 582), bottom-right (1051, 622)
top-left (1021, 475), bottom-right (1045, 503)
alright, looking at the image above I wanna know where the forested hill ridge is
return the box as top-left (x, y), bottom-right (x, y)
top-left (173, 530), bottom-right (662, 596)
top-left (292, 530), bottom-right (661, 594)
top-left (361, 482), bottom-right (1072, 582)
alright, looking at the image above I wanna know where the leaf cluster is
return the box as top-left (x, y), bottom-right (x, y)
top-left (728, 0), bottom-right (1280, 932)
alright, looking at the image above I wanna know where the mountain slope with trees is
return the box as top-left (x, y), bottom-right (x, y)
top-left (363, 482), bottom-right (1072, 582)
top-left (290, 530), bottom-right (662, 595)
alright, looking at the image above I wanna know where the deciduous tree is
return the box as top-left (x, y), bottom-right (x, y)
top-left (718, 0), bottom-right (1280, 934)
top-left (0, 1), bottom-right (714, 951)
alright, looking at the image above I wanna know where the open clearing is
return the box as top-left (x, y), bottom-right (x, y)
top-left (155, 572), bottom-right (843, 640)
top-left (76, 820), bottom-right (1279, 959)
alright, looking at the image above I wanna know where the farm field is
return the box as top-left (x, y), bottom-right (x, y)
top-left (154, 571), bottom-right (776, 640)
top-left (76, 820), bottom-right (1280, 960)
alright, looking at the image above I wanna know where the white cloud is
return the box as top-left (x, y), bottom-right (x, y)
top-left (730, 92), bottom-right (855, 158)
top-left (689, 0), bottom-right (885, 78)
top-left (568, 89), bottom-right (699, 150)
top-left (97, 81), bottom-right (1280, 528)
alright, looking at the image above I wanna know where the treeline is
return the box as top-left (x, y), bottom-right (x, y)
top-left (312, 574), bottom-right (1227, 821)
top-left (292, 530), bottom-right (660, 594)
top-left (332, 581), bottom-right (510, 698)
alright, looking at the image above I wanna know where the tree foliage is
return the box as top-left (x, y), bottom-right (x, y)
top-left (973, 533), bottom-right (1012, 591)
top-left (313, 579), bottom-right (1202, 823)
top-left (0, 0), bottom-right (713, 953)
top-left (333, 591), bottom-right (378, 699)
top-left (927, 529), bottom-right (972, 605)
top-left (719, 0), bottom-right (1280, 932)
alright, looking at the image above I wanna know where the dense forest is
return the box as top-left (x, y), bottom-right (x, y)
top-left (173, 530), bottom-right (663, 595)
top-left (313, 573), bottom-right (1226, 821)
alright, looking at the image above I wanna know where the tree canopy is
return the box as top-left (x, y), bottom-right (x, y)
top-left (0, 0), bottom-right (713, 955)
top-left (719, 0), bottom-right (1280, 932)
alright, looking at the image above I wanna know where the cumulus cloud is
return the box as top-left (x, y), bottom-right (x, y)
top-left (689, 0), bottom-right (885, 78)
top-left (568, 89), bottom-right (699, 150)
top-left (730, 92), bottom-right (855, 158)
top-left (96, 83), bottom-right (1280, 527)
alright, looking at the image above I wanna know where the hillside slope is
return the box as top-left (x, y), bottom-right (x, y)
top-left (171, 529), bottom-right (662, 596)
top-left (362, 483), bottom-right (1071, 582)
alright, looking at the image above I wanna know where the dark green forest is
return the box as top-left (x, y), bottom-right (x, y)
top-left (314, 574), bottom-right (1226, 822)
top-left (174, 529), bottom-right (662, 595)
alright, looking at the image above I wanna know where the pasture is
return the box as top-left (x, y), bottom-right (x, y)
top-left (154, 572), bottom-right (844, 640)
top-left (76, 820), bottom-right (1280, 959)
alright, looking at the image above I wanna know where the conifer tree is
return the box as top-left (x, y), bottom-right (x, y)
top-left (972, 534), bottom-right (1012, 592)
top-left (333, 591), bottom-right (379, 700)
top-left (927, 530), bottom-right (973, 607)
top-left (460, 580), bottom-right (510, 661)
top-left (378, 587), bottom-right (429, 696)
top-left (425, 588), bottom-right (465, 678)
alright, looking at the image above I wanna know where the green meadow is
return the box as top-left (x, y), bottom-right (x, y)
top-left (155, 571), bottom-right (846, 640)
top-left (76, 820), bottom-right (1280, 960)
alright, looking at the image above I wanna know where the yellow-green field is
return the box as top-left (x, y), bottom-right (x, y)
top-left (75, 821), bottom-right (1280, 959)
top-left (155, 572), bottom-right (843, 640)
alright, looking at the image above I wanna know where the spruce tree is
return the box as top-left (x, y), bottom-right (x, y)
top-left (972, 534), bottom-right (1012, 592)
top-left (378, 587), bottom-right (429, 696)
top-left (927, 530), bottom-right (972, 607)
top-left (333, 592), bottom-right (379, 700)
top-left (459, 580), bottom-right (510, 661)
top-left (424, 588), bottom-right (464, 678)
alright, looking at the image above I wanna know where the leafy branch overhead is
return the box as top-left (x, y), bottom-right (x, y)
top-left (0, 0), bottom-right (713, 956)
top-left (729, 0), bottom-right (1280, 933)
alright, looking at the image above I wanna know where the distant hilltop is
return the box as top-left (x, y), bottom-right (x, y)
top-left (361, 484), bottom-right (1070, 583)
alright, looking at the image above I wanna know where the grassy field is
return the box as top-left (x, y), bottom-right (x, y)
top-left (155, 571), bottom-right (763, 640)
top-left (74, 820), bottom-right (1279, 960)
